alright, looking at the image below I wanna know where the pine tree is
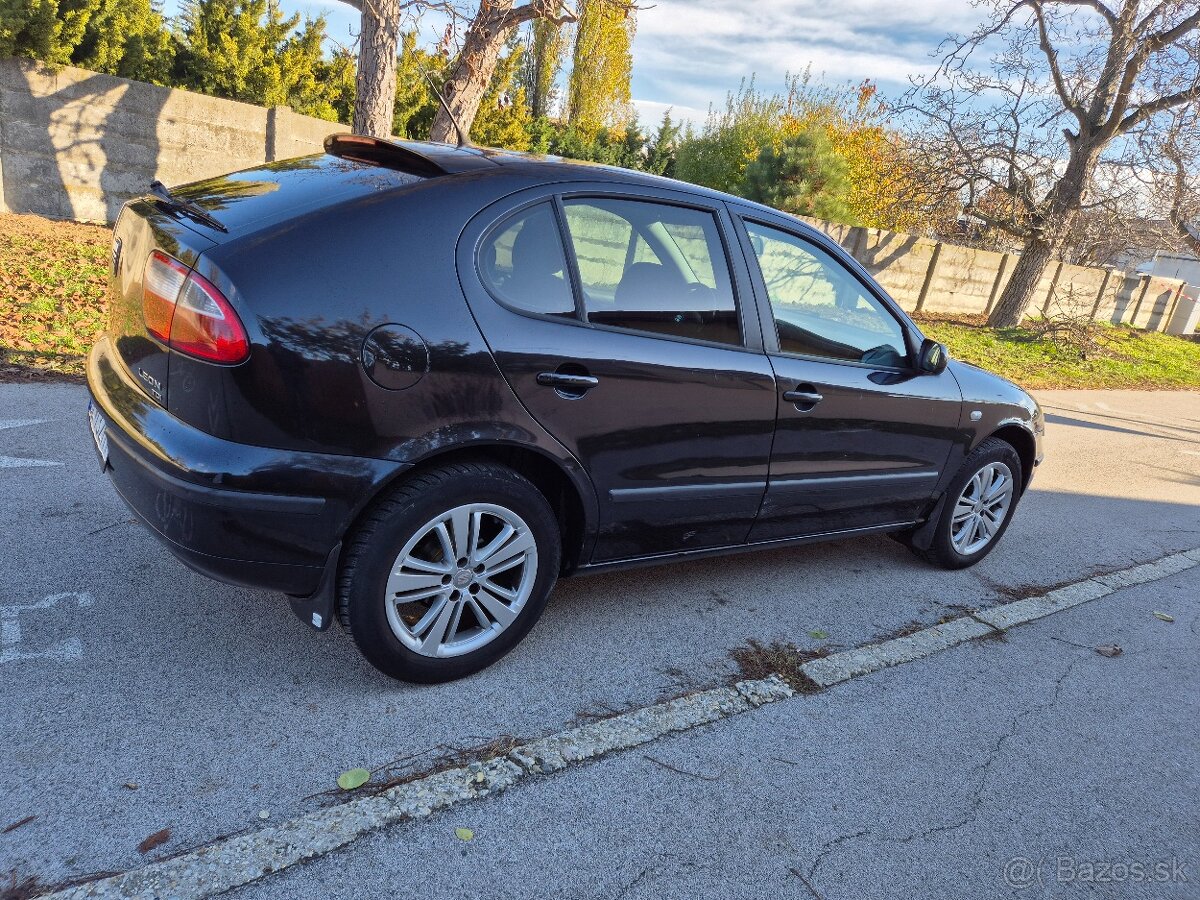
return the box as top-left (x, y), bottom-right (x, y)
top-left (741, 127), bottom-right (852, 223)
top-left (644, 111), bottom-right (679, 176)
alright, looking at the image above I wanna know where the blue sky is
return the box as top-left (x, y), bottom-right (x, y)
top-left (162, 0), bottom-right (988, 127)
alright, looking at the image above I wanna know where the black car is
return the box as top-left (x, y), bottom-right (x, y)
top-left (86, 134), bottom-right (1044, 683)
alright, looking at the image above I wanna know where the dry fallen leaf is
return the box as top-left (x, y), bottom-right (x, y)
top-left (137, 828), bottom-right (171, 854)
top-left (455, 827), bottom-right (474, 841)
top-left (1095, 644), bottom-right (1123, 657)
top-left (1152, 611), bottom-right (1175, 623)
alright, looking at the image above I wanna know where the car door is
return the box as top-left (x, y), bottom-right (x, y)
top-left (731, 211), bottom-right (963, 541)
top-left (458, 184), bottom-right (777, 563)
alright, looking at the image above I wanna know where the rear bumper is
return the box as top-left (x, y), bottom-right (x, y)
top-left (86, 336), bottom-right (406, 596)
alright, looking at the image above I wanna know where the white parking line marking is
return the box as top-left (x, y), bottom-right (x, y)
top-left (0, 455), bottom-right (63, 468)
top-left (40, 547), bottom-right (1200, 900)
top-left (0, 418), bottom-right (60, 468)
top-left (0, 592), bottom-right (94, 664)
top-left (0, 418), bottom-right (48, 430)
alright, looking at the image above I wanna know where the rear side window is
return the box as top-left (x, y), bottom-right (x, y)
top-left (562, 198), bottom-right (742, 347)
top-left (478, 203), bottom-right (575, 317)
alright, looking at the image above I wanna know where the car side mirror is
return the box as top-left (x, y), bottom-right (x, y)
top-left (917, 338), bottom-right (949, 375)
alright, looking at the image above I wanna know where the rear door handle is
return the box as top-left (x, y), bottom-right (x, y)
top-left (537, 372), bottom-right (599, 389)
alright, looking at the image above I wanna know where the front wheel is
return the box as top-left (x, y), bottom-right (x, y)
top-left (910, 437), bottom-right (1023, 570)
top-left (338, 462), bottom-right (561, 683)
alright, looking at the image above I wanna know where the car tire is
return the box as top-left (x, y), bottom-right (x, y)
top-left (337, 461), bottom-right (561, 683)
top-left (909, 437), bottom-right (1023, 570)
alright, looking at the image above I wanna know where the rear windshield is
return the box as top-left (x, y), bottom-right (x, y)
top-left (170, 154), bottom-right (427, 233)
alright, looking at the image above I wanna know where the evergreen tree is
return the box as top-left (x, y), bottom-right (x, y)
top-left (0, 0), bottom-right (101, 67)
top-left (741, 127), bottom-right (852, 223)
top-left (643, 111), bottom-right (679, 176)
top-left (172, 0), bottom-right (332, 116)
top-left (75, 0), bottom-right (175, 84)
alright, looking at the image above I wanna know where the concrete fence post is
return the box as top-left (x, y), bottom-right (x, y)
top-left (850, 226), bottom-right (868, 262)
top-left (1041, 260), bottom-right (1064, 316)
top-left (914, 241), bottom-right (943, 313)
top-left (984, 253), bottom-right (1011, 316)
top-left (1089, 268), bottom-right (1114, 322)
top-left (265, 106), bottom-right (282, 162)
top-left (1128, 275), bottom-right (1151, 325)
top-left (1161, 282), bottom-right (1186, 333)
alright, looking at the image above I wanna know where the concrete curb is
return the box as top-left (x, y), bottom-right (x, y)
top-left (44, 549), bottom-right (1199, 900)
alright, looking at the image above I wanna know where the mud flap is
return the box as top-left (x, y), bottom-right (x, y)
top-left (906, 493), bottom-right (948, 551)
top-left (289, 542), bottom-right (341, 631)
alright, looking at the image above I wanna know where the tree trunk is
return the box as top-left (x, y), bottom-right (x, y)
top-left (353, 0), bottom-right (401, 138)
top-left (988, 238), bottom-right (1055, 327)
top-left (987, 142), bottom-right (1101, 328)
top-left (430, 1), bottom-right (517, 144)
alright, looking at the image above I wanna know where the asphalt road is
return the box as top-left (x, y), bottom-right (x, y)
top-left (236, 567), bottom-right (1199, 900)
top-left (1, 384), bottom-right (1197, 896)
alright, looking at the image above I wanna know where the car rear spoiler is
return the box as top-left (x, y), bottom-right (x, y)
top-left (323, 134), bottom-right (450, 178)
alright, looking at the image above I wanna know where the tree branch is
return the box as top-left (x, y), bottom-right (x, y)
top-left (1116, 82), bottom-right (1200, 134)
top-left (1023, 1), bottom-right (1086, 129)
top-left (1052, 0), bottom-right (1117, 27)
top-left (1142, 6), bottom-right (1200, 53)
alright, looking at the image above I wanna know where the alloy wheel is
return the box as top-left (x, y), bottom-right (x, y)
top-left (384, 503), bottom-right (538, 658)
top-left (950, 462), bottom-right (1014, 556)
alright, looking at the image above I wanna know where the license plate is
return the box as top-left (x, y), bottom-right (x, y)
top-left (88, 401), bottom-right (109, 471)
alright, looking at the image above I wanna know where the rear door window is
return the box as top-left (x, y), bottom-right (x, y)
top-left (561, 198), bottom-right (743, 347)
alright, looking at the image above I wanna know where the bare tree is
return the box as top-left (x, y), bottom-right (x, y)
top-left (908, 1), bottom-right (1200, 327)
top-left (1154, 106), bottom-right (1200, 255)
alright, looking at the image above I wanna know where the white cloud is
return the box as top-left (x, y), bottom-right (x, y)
top-left (629, 0), bottom-right (981, 121)
top-left (630, 99), bottom-right (708, 131)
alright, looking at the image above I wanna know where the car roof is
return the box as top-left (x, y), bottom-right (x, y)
top-left (335, 134), bottom-right (776, 216)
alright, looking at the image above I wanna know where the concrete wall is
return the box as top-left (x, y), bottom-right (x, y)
top-left (0, 57), bottom-right (336, 223)
top-left (796, 217), bottom-right (1192, 334)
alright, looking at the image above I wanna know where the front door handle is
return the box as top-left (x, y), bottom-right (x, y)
top-left (783, 388), bottom-right (824, 407)
top-left (536, 372), bottom-right (599, 390)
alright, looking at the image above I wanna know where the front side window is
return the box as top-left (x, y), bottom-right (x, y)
top-left (744, 221), bottom-right (908, 367)
top-left (562, 198), bottom-right (742, 347)
top-left (478, 202), bottom-right (575, 317)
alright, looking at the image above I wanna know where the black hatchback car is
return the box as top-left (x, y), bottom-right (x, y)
top-left (86, 134), bottom-right (1044, 682)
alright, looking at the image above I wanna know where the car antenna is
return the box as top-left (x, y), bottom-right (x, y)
top-left (420, 68), bottom-right (471, 149)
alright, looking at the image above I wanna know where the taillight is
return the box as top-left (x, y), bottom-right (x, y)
top-left (141, 251), bottom-right (249, 364)
top-left (143, 251), bottom-right (187, 343)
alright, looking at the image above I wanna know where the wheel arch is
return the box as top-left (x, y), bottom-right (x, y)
top-left (988, 423), bottom-right (1037, 491)
top-left (342, 441), bottom-right (595, 575)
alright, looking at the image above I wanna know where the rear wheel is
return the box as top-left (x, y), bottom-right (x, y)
top-left (338, 462), bottom-right (561, 683)
top-left (909, 437), bottom-right (1023, 570)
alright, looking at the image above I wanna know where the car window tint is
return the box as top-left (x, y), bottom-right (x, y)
top-left (745, 221), bottom-right (908, 367)
top-left (479, 203), bottom-right (575, 317)
top-left (562, 198), bottom-right (741, 347)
